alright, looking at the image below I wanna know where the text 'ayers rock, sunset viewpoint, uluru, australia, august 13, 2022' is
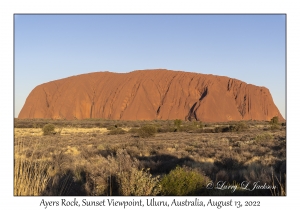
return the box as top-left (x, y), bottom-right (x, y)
top-left (18, 69), bottom-right (284, 122)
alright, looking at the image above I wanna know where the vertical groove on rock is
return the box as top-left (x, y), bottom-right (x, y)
top-left (199, 87), bottom-right (208, 101)
top-left (156, 106), bottom-right (161, 115)
top-left (43, 88), bottom-right (50, 108)
top-left (160, 75), bottom-right (176, 106)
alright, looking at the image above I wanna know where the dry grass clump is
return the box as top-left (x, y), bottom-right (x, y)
top-left (128, 127), bottom-right (140, 133)
top-left (14, 139), bottom-right (51, 195)
top-left (270, 124), bottom-right (280, 130)
top-left (270, 171), bottom-right (286, 196)
top-left (14, 157), bottom-right (51, 195)
top-left (117, 168), bottom-right (161, 196)
top-left (83, 149), bottom-right (161, 196)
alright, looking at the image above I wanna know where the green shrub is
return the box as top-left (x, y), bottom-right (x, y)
top-left (42, 124), bottom-right (55, 135)
top-left (160, 166), bottom-right (208, 195)
top-left (174, 119), bottom-right (182, 128)
top-left (137, 125), bottom-right (157, 138)
top-left (255, 133), bottom-right (273, 142)
top-left (270, 116), bottom-right (279, 125)
top-left (232, 122), bottom-right (248, 132)
top-left (193, 121), bottom-right (204, 128)
top-left (107, 128), bottom-right (126, 135)
top-left (269, 117), bottom-right (282, 130)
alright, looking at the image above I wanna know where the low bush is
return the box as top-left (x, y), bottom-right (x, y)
top-left (193, 121), bottom-right (204, 128)
top-left (214, 126), bottom-right (230, 133)
top-left (254, 133), bottom-right (273, 142)
top-left (160, 166), bottom-right (208, 195)
top-left (230, 122), bottom-right (248, 132)
top-left (137, 125), bottom-right (157, 138)
top-left (268, 117), bottom-right (281, 130)
top-left (42, 124), bottom-right (56, 135)
top-left (107, 125), bottom-right (117, 130)
top-left (270, 116), bottom-right (279, 125)
top-left (107, 128), bottom-right (126, 135)
top-left (270, 124), bottom-right (280, 130)
top-left (174, 119), bottom-right (182, 128)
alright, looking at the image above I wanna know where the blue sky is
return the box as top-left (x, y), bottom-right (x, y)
top-left (14, 14), bottom-right (286, 118)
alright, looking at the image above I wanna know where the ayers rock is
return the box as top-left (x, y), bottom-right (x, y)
top-left (18, 69), bottom-right (284, 122)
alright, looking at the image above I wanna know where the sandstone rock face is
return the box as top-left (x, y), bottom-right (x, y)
top-left (18, 69), bottom-right (284, 122)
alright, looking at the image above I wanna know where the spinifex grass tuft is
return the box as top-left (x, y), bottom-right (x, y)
top-left (14, 138), bottom-right (51, 196)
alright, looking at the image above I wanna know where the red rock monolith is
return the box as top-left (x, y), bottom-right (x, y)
top-left (18, 69), bottom-right (284, 122)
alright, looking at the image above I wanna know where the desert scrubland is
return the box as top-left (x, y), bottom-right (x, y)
top-left (14, 118), bottom-right (286, 196)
